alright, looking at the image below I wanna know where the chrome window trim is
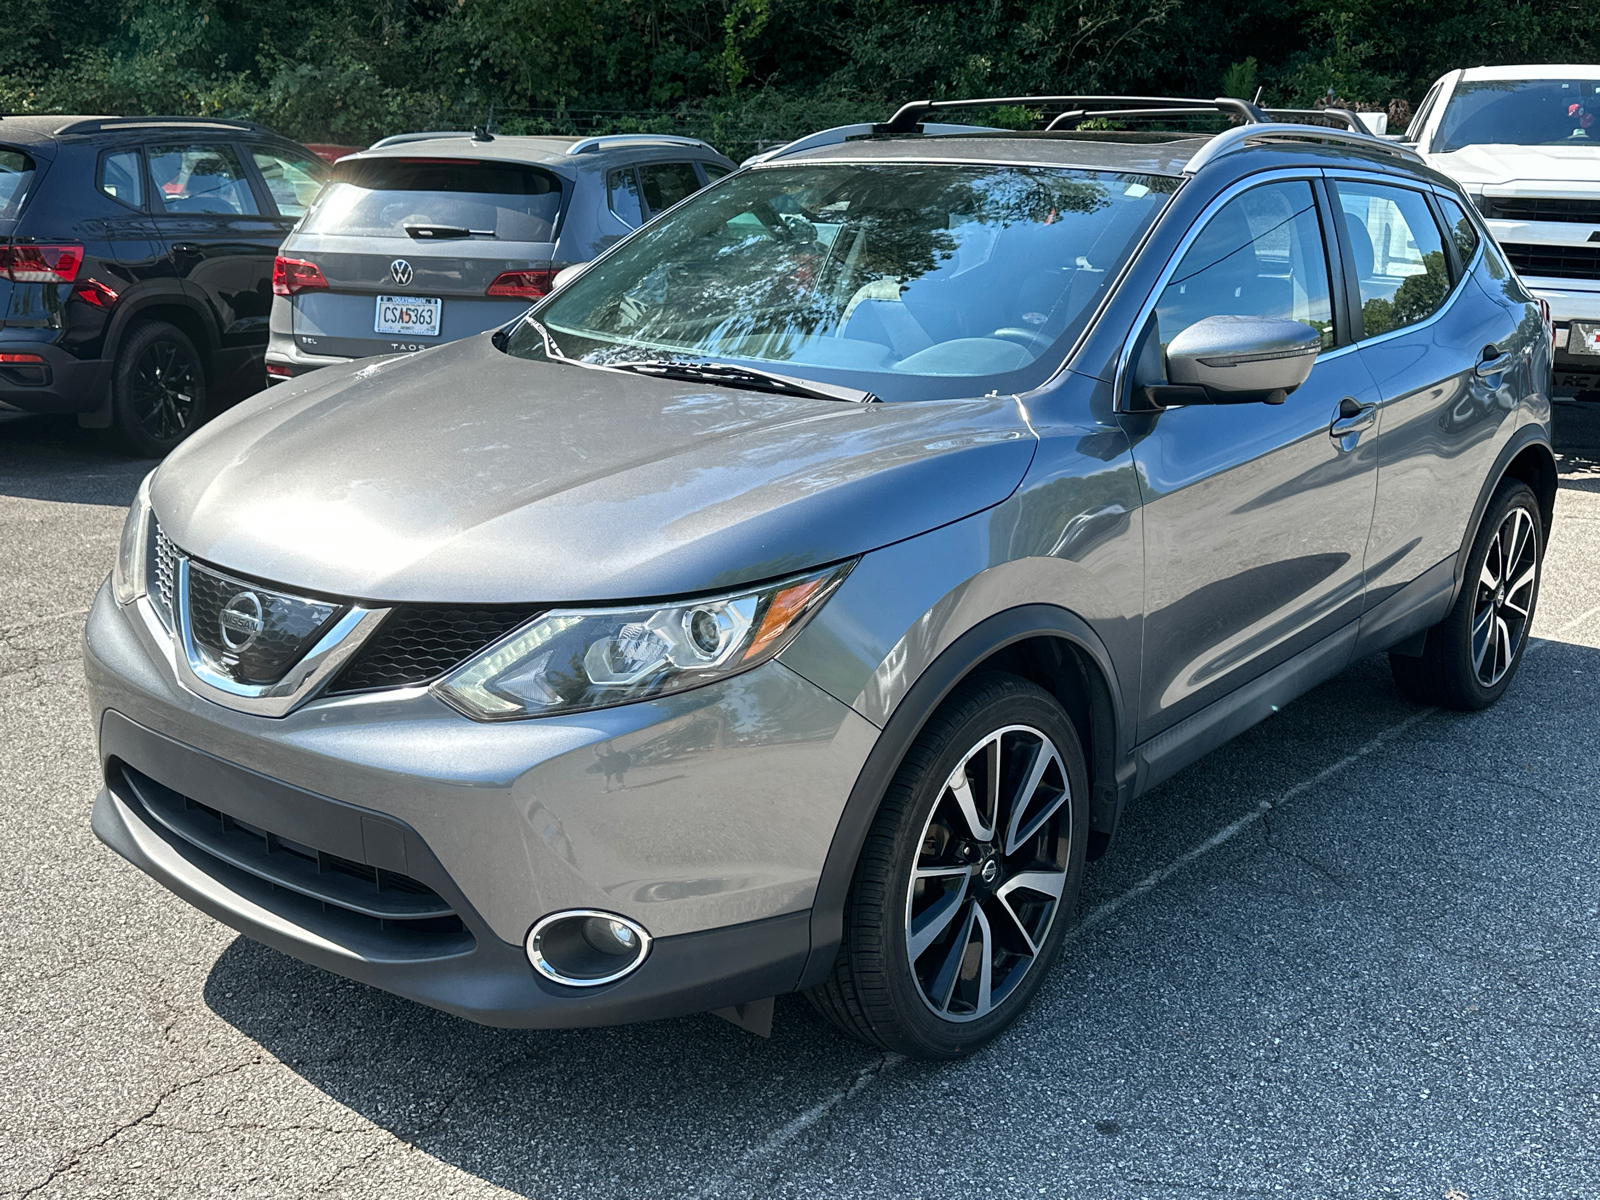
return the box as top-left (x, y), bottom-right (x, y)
top-left (1110, 167), bottom-right (1330, 413)
top-left (158, 552), bottom-right (390, 718)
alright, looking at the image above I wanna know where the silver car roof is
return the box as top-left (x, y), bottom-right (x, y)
top-left (345, 133), bottom-right (734, 174)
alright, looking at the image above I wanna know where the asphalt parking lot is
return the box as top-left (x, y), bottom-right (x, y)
top-left (3, 404), bottom-right (1600, 1200)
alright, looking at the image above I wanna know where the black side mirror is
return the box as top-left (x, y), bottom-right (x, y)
top-left (1131, 315), bottom-right (1321, 410)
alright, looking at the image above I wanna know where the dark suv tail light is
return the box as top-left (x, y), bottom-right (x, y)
top-left (1, 244), bottom-right (84, 283)
top-left (273, 257), bottom-right (329, 297)
top-left (486, 269), bottom-right (555, 298)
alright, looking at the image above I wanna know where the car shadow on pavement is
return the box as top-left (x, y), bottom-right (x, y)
top-left (0, 414), bottom-right (156, 505)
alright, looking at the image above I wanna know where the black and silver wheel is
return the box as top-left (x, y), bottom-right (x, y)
top-left (809, 673), bottom-right (1088, 1058)
top-left (110, 321), bottom-right (207, 456)
top-left (1391, 479), bottom-right (1543, 710)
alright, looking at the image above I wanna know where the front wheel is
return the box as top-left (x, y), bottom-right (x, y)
top-left (1390, 479), bottom-right (1543, 710)
top-left (808, 673), bottom-right (1089, 1059)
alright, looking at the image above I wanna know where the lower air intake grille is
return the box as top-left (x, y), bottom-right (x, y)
top-left (1500, 242), bottom-right (1600, 281)
top-left (325, 606), bottom-right (541, 695)
top-left (120, 764), bottom-right (473, 956)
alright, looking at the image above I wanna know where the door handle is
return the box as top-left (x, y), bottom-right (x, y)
top-left (1476, 347), bottom-right (1512, 377)
top-left (171, 242), bottom-right (202, 255)
top-left (1329, 397), bottom-right (1377, 447)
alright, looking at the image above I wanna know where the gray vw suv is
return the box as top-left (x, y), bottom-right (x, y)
top-left (87, 96), bottom-right (1554, 1059)
top-left (265, 132), bottom-right (735, 380)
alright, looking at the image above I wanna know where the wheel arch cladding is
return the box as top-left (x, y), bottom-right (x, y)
top-left (798, 604), bottom-right (1126, 989)
top-left (114, 302), bottom-right (218, 371)
top-left (1504, 440), bottom-right (1557, 536)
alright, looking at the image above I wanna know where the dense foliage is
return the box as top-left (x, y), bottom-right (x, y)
top-left (4, 0), bottom-right (1599, 158)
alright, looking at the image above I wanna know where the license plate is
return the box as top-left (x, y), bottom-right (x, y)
top-left (374, 295), bottom-right (441, 337)
top-left (1568, 322), bottom-right (1600, 356)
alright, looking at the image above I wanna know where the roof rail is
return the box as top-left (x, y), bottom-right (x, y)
top-left (566, 133), bottom-right (716, 155)
top-left (742, 121), bottom-right (1003, 166)
top-left (884, 95), bottom-right (1268, 133)
top-left (54, 115), bottom-right (271, 136)
top-left (1183, 121), bottom-right (1425, 174)
top-left (1262, 107), bottom-right (1379, 133)
top-left (366, 131), bottom-right (474, 150)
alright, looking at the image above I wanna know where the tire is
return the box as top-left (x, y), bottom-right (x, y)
top-left (109, 321), bottom-right (208, 457)
top-left (1390, 479), bottom-right (1543, 710)
top-left (808, 672), bottom-right (1090, 1059)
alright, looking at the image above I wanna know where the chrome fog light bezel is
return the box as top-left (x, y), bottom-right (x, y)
top-left (525, 909), bottom-right (652, 987)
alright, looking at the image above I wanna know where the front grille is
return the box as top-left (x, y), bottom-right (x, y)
top-left (1501, 242), bottom-right (1600, 281)
top-left (1483, 196), bottom-right (1600, 223)
top-left (150, 523), bottom-right (178, 629)
top-left (325, 605), bottom-right (540, 695)
top-left (186, 562), bottom-right (344, 686)
top-left (120, 764), bottom-right (473, 955)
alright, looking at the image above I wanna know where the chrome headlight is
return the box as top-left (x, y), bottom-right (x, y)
top-left (434, 561), bottom-right (855, 720)
top-left (111, 470), bottom-right (156, 605)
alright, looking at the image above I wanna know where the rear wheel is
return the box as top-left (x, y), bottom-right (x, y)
top-left (1390, 480), bottom-right (1542, 710)
top-left (808, 673), bottom-right (1089, 1059)
top-left (109, 321), bottom-right (207, 456)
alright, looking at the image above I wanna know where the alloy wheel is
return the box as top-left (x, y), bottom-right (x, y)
top-left (131, 339), bottom-right (199, 442)
top-left (905, 724), bottom-right (1072, 1022)
top-left (1471, 505), bottom-right (1537, 688)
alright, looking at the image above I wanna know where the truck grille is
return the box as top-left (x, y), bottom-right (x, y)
top-left (324, 605), bottom-right (540, 695)
top-left (1500, 242), bottom-right (1600, 281)
top-left (1482, 196), bottom-right (1600, 223)
top-left (119, 763), bottom-right (473, 956)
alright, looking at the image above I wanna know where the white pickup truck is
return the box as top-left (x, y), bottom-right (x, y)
top-left (1408, 64), bottom-right (1600, 396)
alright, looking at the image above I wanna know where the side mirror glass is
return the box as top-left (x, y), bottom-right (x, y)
top-left (1134, 315), bottom-right (1321, 409)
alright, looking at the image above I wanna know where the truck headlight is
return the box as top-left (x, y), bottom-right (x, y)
top-left (434, 561), bottom-right (855, 720)
top-left (111, 471), bottom-right (156, 605)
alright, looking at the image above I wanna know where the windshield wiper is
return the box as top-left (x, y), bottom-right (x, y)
top-left (404, 224), bottom-right (495, 240)
top-left (605, 359), bottom-right (879, 404)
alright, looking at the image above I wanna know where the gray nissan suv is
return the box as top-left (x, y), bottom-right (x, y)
top-left (87, 96), bottom-right (1555, 1059)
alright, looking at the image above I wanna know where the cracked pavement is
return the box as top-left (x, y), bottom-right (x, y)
top-left (3, 405), bottom-right (1600, 1199)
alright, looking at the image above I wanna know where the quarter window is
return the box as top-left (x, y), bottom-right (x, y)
top-left (637, 162), bottom-right (702, 216)
top-left (99, 150), bottom-right (145, 208)
top-left (1435, 195), bottom-right (1480, 266)
top-left (1156, 180), bottom-right (1335, 351)
top-left (1332, 181), bottom-right (1450, 339)
top-left (147, 144), bottom-right (260, 215)
top-left (250, 147), bottom-right (327, 218)
top-left (607, 167), bottom-right (644, 227)
top-left (702, 163), bottom-right (732, 182)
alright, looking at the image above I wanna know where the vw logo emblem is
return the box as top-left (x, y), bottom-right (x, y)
top-left (218, 591), bottom-right (264, 652)
top-left (390, 259), bottom-right (414, 286)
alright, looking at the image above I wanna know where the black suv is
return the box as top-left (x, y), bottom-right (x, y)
top-left (0, 115), bottom-right (329, 454)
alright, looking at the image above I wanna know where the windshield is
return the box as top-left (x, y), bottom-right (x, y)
top-left (0, 148), bottom-right (34, 219)
top-left (1436, 78), bottom-right (1600, 152)
top-left (301, 158), bottom-right (565, 241)
top-left (511, 162), bottom-right (1175, 401)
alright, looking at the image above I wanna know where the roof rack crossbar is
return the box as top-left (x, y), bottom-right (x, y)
top-left (883, 95), bottom-right (1268, 134)
top-left (566, 133), bottom-right (716, 155)
top-left (366, 131), bottom-right (474, 150)
top-left (54, 115), bottom-right (270, 136)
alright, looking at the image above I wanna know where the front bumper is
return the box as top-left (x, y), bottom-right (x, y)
top-left (84, 581), bottom-right (879, 1026)
top-left (0, 338), bottom-right (110, 414)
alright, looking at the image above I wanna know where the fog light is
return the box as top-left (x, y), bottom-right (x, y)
top-left (526, 909), bottom-right (651, 987)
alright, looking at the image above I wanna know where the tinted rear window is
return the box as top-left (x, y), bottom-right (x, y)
top-left (301, 158), bottom-right (564, 241)
top-left (0, 148), bottom-right (36, 219)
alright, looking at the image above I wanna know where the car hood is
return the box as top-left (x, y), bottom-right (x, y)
top-left (1429, 143), bottom-right (1600, 190)
top-left (152, 336), bottom-right (1037, 603)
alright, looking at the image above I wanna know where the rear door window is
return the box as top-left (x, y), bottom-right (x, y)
top-left (607, 167), bottom-right (645, 228)
top-left (637, 162), bottom-right (702, 216)
top-left (0, 148), bottom-right (37, 219)
top-left (147, 144), bottom-right (261, 215)
top-left (99, 150), bottom-right (145, 208)
top-left (1332, 180), bottom-right (1451, 338)
top-left (250, 146), bottom-right (328, 218)
top-left (702, 163), bottom-right (732, 182)
top-left (301, 158), bottom-right (564, 241)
